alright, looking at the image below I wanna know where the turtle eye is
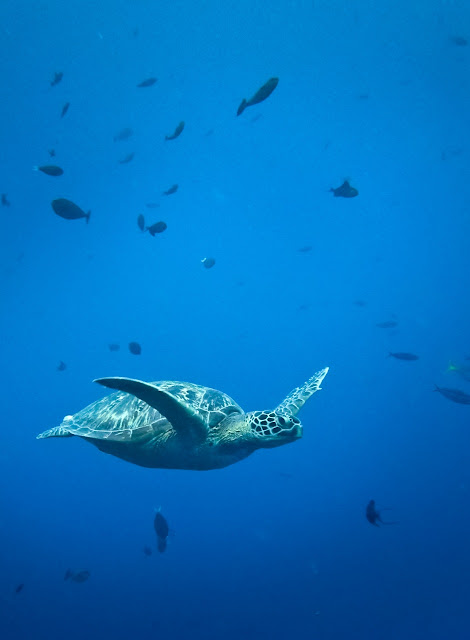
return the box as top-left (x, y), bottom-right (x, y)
top-left (278, 416), bottom-right (289, 427)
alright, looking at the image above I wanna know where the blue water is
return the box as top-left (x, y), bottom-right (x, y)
top-left (1, 1), bottom-right (470, 638)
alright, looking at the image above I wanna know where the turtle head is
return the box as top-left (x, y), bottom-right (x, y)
top-left (245, 410), bottom-right (302, 448)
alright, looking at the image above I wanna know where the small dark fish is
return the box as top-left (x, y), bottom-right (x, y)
top-left (145, 202), bottom-right (160, 209)
top-left (376, 321), bottom-right (398, 329)
top-left (154, 510), bottom-right (169, 553)
top-left (1, 193), bottom-right (11, 206)
top-left (358, 93), bottom-right (369, 100)
top-left (354, 300), bottom-right (367, 307)
top-left (119, 152), bottom-right (135, 164)
top-left (204, 129), bottom-right (214, 137)
top-left (129, 341), bottom-right (142, 355)
top-left (298, 245), bottom-right (312, 253)
top-left (48, 148), bottom-right (56, 157)
top-left (366, 500), bottom-right (398, 527)
top-left (57, 361), bottom-right (67, 371)
top-left (162, 184), bottom-right (178, 196)
top-left (165, 121), bottom-right (185, 141)
top-left (450, 35), bottom-right (468, 46)
top-left (50, 71), bottom-right (63, 87)
top-left (237, 77), bottom-right (279, 116)
top-left (137, 214), bottom-right (145, 231)
top-left (434, 385), bottom-right (470, 405)
top-left (64, 569), bottom-right (90, 583)
top-left (137, 77), bottom-right (157, 88)
top-left (108, 343), bottom-right (120, 352)
top-left (147, 221), bottom-right (167, 236)
top-left (60, 102), bottom-right (70, 118)
top-left (113, 127), bottom-right (133, 142)
top-left (202, 257), bottom-right (216, 269)
top-left (36, 165), bottom-right (63, 177)
top-left (330, 180), bottom-right (358, 198)
top-left (15, 583), bottom-right (24, 594)
top-left (51, 198), bottom-right (90, 223)
top-left (388, 352), bottom-right (419, 361)
top-left (143, 545), bottom-right (152, 557)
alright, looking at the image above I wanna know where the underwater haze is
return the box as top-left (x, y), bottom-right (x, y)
top-left (1, 0), bottom-right (470, 638)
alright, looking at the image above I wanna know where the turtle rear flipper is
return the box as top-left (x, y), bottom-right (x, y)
top-left (37, 425), bottom-right (74, 439)
top-left (275, 367), bottom-right (329, 417)
top-left (94, 377), bottom-right (207, 441)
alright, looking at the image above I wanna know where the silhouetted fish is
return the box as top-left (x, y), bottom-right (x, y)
top-left (450, 35), bottom-right (468, 46)
top-left (129, 341), bottom-right (142, 355)
top-left (202, 257), bottom-right (215, 269)
top-left (162, 184), bottom-right (178, 196)
top-left (145, 203), bottom-right (160, 209)
top-left (298, 245), bottom-right (312, 253)
top-left (36, 165), bottom-right (63, 176)
top-left (1, 194), bottom-right (11, 206)
top-left (237, 77), bottom-right (279, 116)
top-left (57, 361), bottom-right (67, 371)
top-left (119, 152), bottom-right (135, 164)
top-left (434, 385), bottom-right (470, 405)
top-left (147, 221), bottom-right (167, 236)
top-left (388, 352), bottom-right (419, 361)
top-left (137, 214), bottom-right (145, 231)
top-left (165, 121), bottom-right (185, 141)
top-left (330, 180), bottom-right (358, 198)
top-left (108, 343), bottom-right (120, 352)
top-left (143, 545), bottom-right (152, 557)
top-left (113, 127), bottom-right (133, 142)
top-left (15, 583), bottom-right (24, 594)
top-left (376, 321), bottom-right (398, 328)
top-left (154, 509), bottom-right (169, 553)
top-left (60, 102), bottom-right (70, 118)
top-left (64, 569), bottom-right (90, 583)
top-left (137, 77), bottom-right (157, 88)
top-left (366, 500), bottom-right (398, 527)
top-left (50, 71), bottom-right (63, 87)
top-left (51, 198), bottom-right (90, 223)
top-left (48, 149), bottom-right (56, 157)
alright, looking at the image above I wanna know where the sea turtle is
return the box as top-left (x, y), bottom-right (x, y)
top-left (37, 368), bottom-right (329, 470)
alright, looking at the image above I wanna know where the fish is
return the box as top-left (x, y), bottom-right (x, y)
top-left (354, 300), bottom-right (367, 307)
top-left (15, 583), bottom-right (24, 594)
top-left (202, 257), bottom-right (216, 269)
top-left (376, 321), bottom-right (398, 328)
top-left (165, 121), bottom-right (185, 141)
top-left (119, 152), bottom-right (135, 164)
top-left (450, 35), bottom-right (468, 46)
top-left (388, 352), bottom-right (419, 361)
top-left (108, 343), bottom-right (120, 352)
top-left (50, 71), bottom-right (63, 87)
top-left (35, 165), bottom-right (63, 177)
top-left (64, 569), bottom-right (90, 583)
top-left (128, 341), bottom-right (142, 355)
top-left (113, 127), bottom-right (133, 142)
top-left (154, 509), bottom-right (169, 553)
top-left (51, 198), bottom-right (90, 223)
top-left (298, 245), bottom-right (313, 253)
top-left (137, 77), bottom-right (157, 88)
top-left (447, 362), bottom-right (470, 383)
top-left (1, 193), bottom-right (11, 207)
top-left (137, 214), bottom-right (145, 231)
top-left (330, 180), bottom-right (358, 198)
top-left (60, 102), bottom-right (70, 118)
top-left (143, 545), bottom-right (152, 557)
top-left (162, 184), bottom-right (178, 196)
top-left (237, 77), bottom-right (279, 116)
top-left (434, 385), bottom-right (470, 405)
top-left (366, 500), bottom-right (398, 527)
top-left (48, 148), bottom-right (56, 157)
top-left (147, 221), bottom-right (167, 236)
top-left (57, 361), bottom-right (67, 371)
top-left (145, 202), bottom-right (160, 209)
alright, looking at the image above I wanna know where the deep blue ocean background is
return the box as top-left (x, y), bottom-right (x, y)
top-left (1, 1), bottom-right (470, 638)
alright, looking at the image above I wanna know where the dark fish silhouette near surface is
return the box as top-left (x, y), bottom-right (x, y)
top-left (137, 77), bottom-right (157, 88)
top-left (137, 214), bottom-right (145, 231)
top-left (162, 184), bottom-right (178, 196)
top-left (119, 152), bottom-right (135, 164)
top-left (202, 257), bottom-right (216, 269)
top-left (113, 127), bottom-right (133, 142)
top-left (36, 165), bottom-right (63, 177)
top-left (64, 569), bottom-right (90, 583)
top-left (450, 35), bottom-right (468, 46)
top-left (108, 343), bottom-right (120, 352)
top-left (154, 510), bottom-right (169, 553)
top-left (330, 180), bottom-right (358, 198)
top-left (389, 352), bottom-right (419, 361)
top-left (376, 321), bottom-right (398, 328)
top-left (50, 71), bottom-right (63, 87)
top-left (237, 77), bottom-right (279, 116)
top-left (165, 121), bottom-right (185, 140)
top-left (145, 202), bottom-right (159, 209)
top-left (57, 361), bottom-right (67, 371)
top-left (143, 545), bottom-right (152, 556)
top-left (434, 385), bottom-right (470, 405)
top-left (1, 194), bottom-right (11, 206)
top-left (48, 148), bottom-right (56, 157)
top-left (60, 102), bottom-right (70, 118)
top-left (51, 198), bottom-right (90, 223)
top-left (147, 221), bottom-right (167, 236)
top-left (129, 341), bottom-right (141, 355)
top-left (15, 583), bottom-right (24, 594)
top-left (298, 245), bottom-right (312, 253)
top-left (366, 500), bottom-right (397, 527)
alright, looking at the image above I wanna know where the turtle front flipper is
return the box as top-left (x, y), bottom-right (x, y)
top-left (94, 377), bottom-right (207, 441)
top-left (275, 367), bottom-right (329, 417)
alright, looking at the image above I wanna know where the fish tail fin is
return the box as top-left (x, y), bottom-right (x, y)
top-left (86, 210), bottom-right (91, 224)
top-left (237, 99), bottom-right (247, 116)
